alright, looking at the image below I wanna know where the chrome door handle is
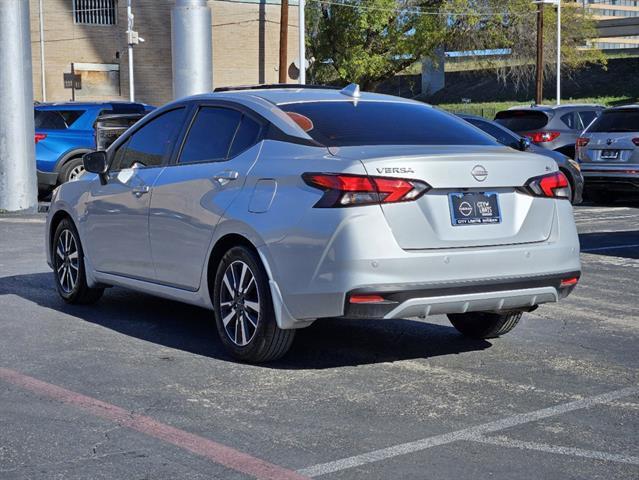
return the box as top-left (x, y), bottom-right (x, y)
top-left (213, 170), bottom-right (239, 185)
top-left (132, 185), bottom-right (150, 197)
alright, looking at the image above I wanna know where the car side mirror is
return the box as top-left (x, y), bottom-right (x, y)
top-left (83, 151), bottom-right (108, 185)
top-left (518, 137), bottom-right (531, 151)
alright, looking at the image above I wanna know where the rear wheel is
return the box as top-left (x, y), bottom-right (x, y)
top-left (212, 246), bottom-right (295, 363)
top-left (60, 157), bottom-right (85, 183)
top-left (52, 218), bottom-right (104, 304)
top-left (447, 311), bottom-right (522, 339)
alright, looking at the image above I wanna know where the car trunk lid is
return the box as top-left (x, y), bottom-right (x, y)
top-left (335, 145), bottom-right (560, 250)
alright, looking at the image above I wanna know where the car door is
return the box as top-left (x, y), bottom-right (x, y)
top-left (83, 107), bottom-right (187, 280)
top-left (149, 104), bottom-right (264, 290)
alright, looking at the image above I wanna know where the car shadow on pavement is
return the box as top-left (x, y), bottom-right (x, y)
top-left (579, 230), bottom-right (639, 260)
top-left (0, 272), bottom-right (491, 369)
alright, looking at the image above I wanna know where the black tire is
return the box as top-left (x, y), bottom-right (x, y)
top-left (59, 157), bottom-right (85, 183)
top-left (212, 246), bottom-right (295, 363)
top-left (447, 311), bottom-right (522, 339)
top-left (52, 218), bottom-right (104, 304)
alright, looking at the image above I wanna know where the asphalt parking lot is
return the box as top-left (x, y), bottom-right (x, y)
top-left (0, 203), bottom-right (637, 480)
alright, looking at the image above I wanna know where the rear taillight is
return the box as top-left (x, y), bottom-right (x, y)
top-left (560, 277), bottom-right (579, 287)
top-left (632, 138), bottom-right (639, 146)
top-left (576, 137), bottom-right (590, 147)
top-left (526, 131), bottom-right (561, 143)
top-left (523, 171), bottom-right (570, 200)
top-left (302, 173), bottom-right (430, 208)
top-left (34, 133), bottom-right (47, 144)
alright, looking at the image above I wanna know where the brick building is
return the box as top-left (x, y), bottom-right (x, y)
top-left (30, 0), bottom-right (301, 106)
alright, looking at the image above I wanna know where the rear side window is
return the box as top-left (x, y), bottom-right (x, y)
top-left (465, 118), bottom-right (519, 148)
top-left (587, 109), bottom-right (639, 133)
top-left (279, 101), bottom-right (495, 147)
top-left (228, 115), bottom-right (262, 158)
top-left (560, 113), bottom-right (577, 129)
top-left (179, 107), bottom-right (242, 164)
top-left (34, 109), bottom-right (86, 130)
top-left (578, 110), bottom-right (598, 129)
top-left (112, 108), bottom-right (186, 170)
top-left (494, 110), bottom-right (549, 132)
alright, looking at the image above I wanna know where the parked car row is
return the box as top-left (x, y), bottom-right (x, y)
top-left (35, 101), bottom-right (153, 194)
top-left (491, 103), bottom-right (639, 204)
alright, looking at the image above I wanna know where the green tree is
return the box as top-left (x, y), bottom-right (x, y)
top-left (306, 0), bottom-right (605, 91)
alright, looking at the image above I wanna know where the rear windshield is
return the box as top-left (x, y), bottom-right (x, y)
top-left (34, 109), bottom-right (86, 130)
top-left (587, 109), bottom-right (639, 133)
top-left (279, 101), bottom-right (496, 147)
top-left (494, 110), bottom-right (549, 132)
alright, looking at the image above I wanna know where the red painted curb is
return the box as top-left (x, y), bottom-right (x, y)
top-left (0, 367), bottom-right (309, 480)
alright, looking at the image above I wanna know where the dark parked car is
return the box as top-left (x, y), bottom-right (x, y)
top-left (576, 105), bottom-right (639, 203)
top-left (494, 104), bottom-right (604, 159)
top-left (35, 101), bottom-right (153, 192)
top-left (459, 114), bottom-right (583, 204)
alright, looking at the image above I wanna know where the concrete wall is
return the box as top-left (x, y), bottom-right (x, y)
top-left (30, 0), bottom-right (301, 106)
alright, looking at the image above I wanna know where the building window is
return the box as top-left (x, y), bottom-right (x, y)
top-left (73, 0), bottom-right (117, 26)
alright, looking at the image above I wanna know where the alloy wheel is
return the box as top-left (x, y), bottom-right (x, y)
top-left (55, 229), bottom-right (79, 294)
top-left (68, 164), bottom-right (85, 181)
top-left (219, 260), bottom-right (260, 346)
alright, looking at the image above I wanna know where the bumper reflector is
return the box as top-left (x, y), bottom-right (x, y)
top-left (349, 294), bottom-right (386, 304)
top-left (560, 277), bottom-right (579, 287)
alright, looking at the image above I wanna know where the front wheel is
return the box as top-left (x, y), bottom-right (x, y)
top-left (213, 246), bottom-right (295, 363)
top-left (52, 218), bottom-right (104, 304)
top-left (447, 311), bottom-right (522, 339)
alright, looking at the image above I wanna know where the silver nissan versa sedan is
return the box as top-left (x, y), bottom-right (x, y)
top-left (46, 85), bottom-right (581, 362)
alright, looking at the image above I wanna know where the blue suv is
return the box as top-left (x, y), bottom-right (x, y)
top-left (35, 102), bottom-right (153, 191)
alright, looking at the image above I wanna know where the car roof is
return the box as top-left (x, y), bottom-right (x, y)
top-left (506, 104), bottom-right (603, 112)
top-left (35, 101), bottom-right (150, 108)
top-left (607, 104), bottom-right (639, 110)
top-left (189, 85), bottom-right (422, 107)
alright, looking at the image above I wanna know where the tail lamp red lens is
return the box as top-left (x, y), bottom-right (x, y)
top-left (632, 138), bottom-right (639, 146)
top-left (523, 171), bottom-right (570, 200)
top-left (34, 133), bottom-right (47, 144)
top-left (302, 173), bottom-right (430, 208)
top-left (576, 137), bottom-right (590, 147)
top-left (560, 277), bottom-right (579, 287)
top-left (525, 131), bottom-right (561, 143)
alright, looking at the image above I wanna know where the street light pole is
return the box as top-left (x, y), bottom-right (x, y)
top-left (535, 1), bottom-right (544, 105)
top-left (38, 0), bottom-right (46, 102)
top-left (0, 0), bottom-right (38, 213)
top-left (298, 0), bottom-right (306, 84)
top-left (127, 0), bottom-right (135, 102)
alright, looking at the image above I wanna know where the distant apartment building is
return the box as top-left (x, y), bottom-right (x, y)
top-left (30, 0), bottom-right (301, 106)
top-left (581, 0), bottom-right (639, 50)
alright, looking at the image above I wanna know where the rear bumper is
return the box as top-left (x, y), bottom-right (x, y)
top-left (343, 271), bottom-right (580, 319)
top-left (37, 169), bottom-right (58, 188)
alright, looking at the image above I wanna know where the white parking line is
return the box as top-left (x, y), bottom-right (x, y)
top-left (297, 386), bottom-right (639, 477)
top-left (582, 244), bottom-right (639, 252)
top-left (469, 435), bottom-right (639, 466)
top-left (0, 218), bottom-right (45, 224)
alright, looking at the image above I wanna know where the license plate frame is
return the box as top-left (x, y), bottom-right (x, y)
top-left (601, 149), bottom-right (620, 160)
top-left (449, 191), bottom-right (501, 226)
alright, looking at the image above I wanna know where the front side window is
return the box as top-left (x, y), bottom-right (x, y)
top-left (280, 101), bottom-right (496, 147)
top-left (112, 108), bottom-right (186, 170)
top-left (179, 107), bottom-right (255, 164)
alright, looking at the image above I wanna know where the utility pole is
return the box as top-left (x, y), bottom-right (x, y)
top-left (279, 0), bottom-right (289, 84)
top-left (38, 0), bottom-right (47, 102)
top-left (556, 0), bottom-right (561, 105)
top-left (298, 0), bottom-right (306, 84)
top-left (0, 0), bottom-right (38, 213)
top-left (126, 0), bottom-right (145, 102)
top-left (535, 1), bottom-right (544, 105)
top-left (171, 0), bottom-right (212, 99)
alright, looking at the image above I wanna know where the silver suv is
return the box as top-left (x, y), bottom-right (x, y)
top-left (577, 105), bottom-right (639, 203)
top-left (46, 86), bottom-right (581, 362)
top-left (495, 104), bottom-right (604, 158)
